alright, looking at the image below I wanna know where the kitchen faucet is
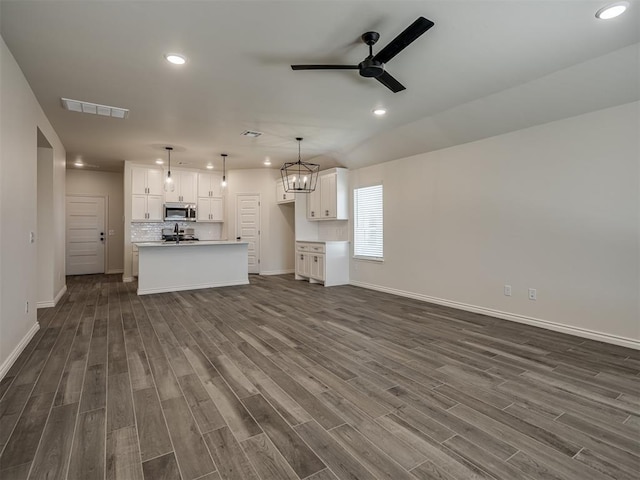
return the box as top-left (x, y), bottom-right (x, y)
top-left (174, 223), bottom-right (180, 244)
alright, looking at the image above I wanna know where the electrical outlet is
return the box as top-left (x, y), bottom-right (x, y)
top-left (25, 301), bottom-right (29, 313)
top-left (528, 288), bottom-right (537, 300)
top-left (504, 285), bottom-right (512, 296)
top-left (29, 231), bottom-right (35, 243)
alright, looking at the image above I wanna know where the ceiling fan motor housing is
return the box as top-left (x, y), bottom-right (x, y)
top-left (359, 58), bottom-right (384, 77)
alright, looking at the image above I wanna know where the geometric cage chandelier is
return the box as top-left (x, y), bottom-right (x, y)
top-left (280, 137), bottom-right (319, 193)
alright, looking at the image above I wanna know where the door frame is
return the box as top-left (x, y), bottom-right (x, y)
top-left (235, 192), bottom-right (261, 274)
top-left (65, 194), bottom-right (109, 274)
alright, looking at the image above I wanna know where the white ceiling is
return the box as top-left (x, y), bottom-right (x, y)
top-left (1, 1), bottom-right (638, 173)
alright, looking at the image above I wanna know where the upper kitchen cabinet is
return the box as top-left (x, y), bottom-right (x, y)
top-left (131, 166), bottom-right (164, 196)
top-left (276, 179), bottom-right (295, 204)
top-left (131, 193), bottom-right (163, 221)
top-left (165, 170), bottom-right (198, 203)
top-left (307, 168), bottom-right (348, 220)
top-left (198, 172), bottom-right (223, 198)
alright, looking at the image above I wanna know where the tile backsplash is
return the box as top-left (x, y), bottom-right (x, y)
top-left (130, 222), bottom-right (223, 242)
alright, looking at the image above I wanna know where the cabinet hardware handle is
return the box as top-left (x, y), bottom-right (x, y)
top-left (325, 210), bottom-right (329, 216)
top-left (300, 254), bottom-right (304, 260)
top-left (311, 211), bottom-right (314, 217)
top-left (314, 256), bottom-right (318, 262)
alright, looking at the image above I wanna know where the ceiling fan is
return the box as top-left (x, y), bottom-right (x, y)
top-left (291, 16), bottom-right (435, 93)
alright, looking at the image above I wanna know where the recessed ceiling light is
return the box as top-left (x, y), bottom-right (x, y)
top-left (264, 157), bottom-right (271, 166)
top-left (206, 164), bottom-right (214, 169)
top-left (155, 159), bottom-right (164, 164)
top-left (596, 1), bottom-right (629, 19)
top-left (74, 161), bottom-right (83, 167)
top-left (164, 53), bottom-right (187, 65)
top-left (373, 108), bottom-right (387, 116)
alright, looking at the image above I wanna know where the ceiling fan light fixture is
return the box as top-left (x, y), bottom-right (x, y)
top-left (164, 53), bottom-right (187, 65)
top-left (280, 138), bottom-right (319, 194)
top-left (596, 1), bottom-right (629, 19)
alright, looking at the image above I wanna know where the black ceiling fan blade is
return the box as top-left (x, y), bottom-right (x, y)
top-left (373, 17), bottom-right (434, 64)
top-left (291, 65), bottom-right (359, 70)
top-left (375, 71), bottom-right (406, 93)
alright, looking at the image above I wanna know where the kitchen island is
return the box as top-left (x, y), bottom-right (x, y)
top-left (135, 240), bottom-right (249, 295)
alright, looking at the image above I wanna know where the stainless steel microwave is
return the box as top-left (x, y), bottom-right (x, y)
top-left (164, 203), bottom-right (197, 222)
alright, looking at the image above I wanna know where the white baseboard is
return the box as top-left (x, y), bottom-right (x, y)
top-left (36, 284), bottom-right (67, 309)
top-left (0, 322), bottom-right (40, 380)
top-left (107, 269), bottom-right (124, 274)
top-left (137, 280), bottom-right (250, 295)
top-left (350, 280), bottom-right (640, 350)
top-left (260, 269), bottom-right (295, 276)
top-left (122, 276), bottom-right (134, 283)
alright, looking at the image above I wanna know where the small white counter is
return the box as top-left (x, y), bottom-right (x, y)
top-left (135, 241), bottom-right (249, 295)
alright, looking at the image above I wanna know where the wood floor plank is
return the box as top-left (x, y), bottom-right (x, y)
top-left (107, 372), bottom-right (135, 431)
top-left (161, 395), bottom-right (216, 480)
top-left (106, 425), bottom-right (144, 480)
top-left (242, 393), bottom-right (325, 478)
top-left (133, 387), bottom-right (173, 461)
top-left (28, 402), bottom-right (78, 479)
top-left (177, 374), bottom-right (226, 434)
top-left (141, 452), bottom-right (182, 480)
top-left (79, 363), bottom-right (106, 412)
top-left (68, 407), bottom-right (106, 480)
top-left (0, 392), bottom-right (54, 470)
top-left (241, 433), bottom-right (299, 480)
top-left (203, 426), bottom-right (259, 480)
top-left (0, 383), bottom-right (33, 450)
top-left (294, 420), bottom-right (378, 480)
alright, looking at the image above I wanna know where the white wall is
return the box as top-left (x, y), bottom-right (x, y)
top-left (37, 146), bottom-right (54, 304)
top-left (350, 102), bottom-right (639, 348)
top-left (0, 36), bottom-right (66, 376)
top-left (227, 169), bottom-right (295, 275)
top-left (66, 169), bottom-right (125, 273)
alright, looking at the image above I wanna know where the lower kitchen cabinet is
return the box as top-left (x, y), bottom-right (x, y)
top-left (132, 244), bottom-right (139, 277)
top-left (295, 241), bottom-right (348, 286)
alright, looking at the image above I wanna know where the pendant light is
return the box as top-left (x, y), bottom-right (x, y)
top-left (221, 153), bottom-right (228, 187)
top-left (164, 146), bottom-right (175, 192)
top-left (280, 137), bottom-right (319, 193)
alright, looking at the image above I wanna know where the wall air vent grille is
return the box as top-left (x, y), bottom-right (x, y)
top-left (61, 98), bottom-right (129, 119)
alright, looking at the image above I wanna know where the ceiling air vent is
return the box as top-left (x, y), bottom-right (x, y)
top-left (241, 130), bottom-right (262, 138)
top-left (61, 98), bottom-right (129, 119)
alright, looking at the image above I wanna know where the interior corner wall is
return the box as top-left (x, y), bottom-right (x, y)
top-left (349, 102), bottom-right (639, 347)
top-left (37, 147), bottom-right (54, 304)
top-left (227, 169), bottom-right (295, 275)
top-left (66, 169), bottom-right (125, 273)
top-left (0, 35), bottom-right (66, 376)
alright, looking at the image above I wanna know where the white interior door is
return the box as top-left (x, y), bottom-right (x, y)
top-left (66, 196), bottom-right (106, 275)
top-left (236, 194), bottom-right (260, 274)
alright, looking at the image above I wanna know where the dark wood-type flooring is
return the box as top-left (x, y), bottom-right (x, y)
top-left (0, 274), bottom-right (638, 480)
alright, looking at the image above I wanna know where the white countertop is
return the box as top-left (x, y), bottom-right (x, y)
top-left (295, 240), bottom-right (349, 244)
top-left (135, 240), bottom-right (248, 247)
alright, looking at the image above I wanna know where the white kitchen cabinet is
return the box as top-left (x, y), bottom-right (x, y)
top-left (165, 170), bottom-right (198, 203)
top-left (276, 180), bottom-right (295, 204)
top-left (132, 167), bottom-right (164, 196)
top-left (309, 253), bottom-right (325, 281)
top-left (132, 245), bottom-right (139, 277)
top-left (295, 241), bottom-right (348, 286)
top-left (296, 251), bottom-right (310, 277)
top-left (132, 194), bottom-right (163, 221)
top-left (197, 197), bottom-right (224, 222)
top-left (198, 172), bottom-right (223, 198)
top-left (307, 168), bottom-right (348, 220)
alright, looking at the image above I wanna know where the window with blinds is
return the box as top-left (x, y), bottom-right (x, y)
top-left (353, 184), bottom-right (383, 260)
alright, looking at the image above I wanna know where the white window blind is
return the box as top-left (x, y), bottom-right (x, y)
top-left (354, 184), bottom-right (383, 259)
